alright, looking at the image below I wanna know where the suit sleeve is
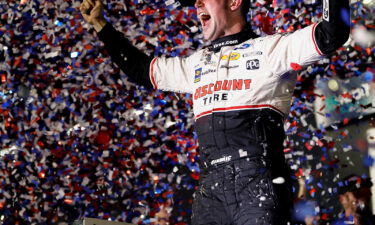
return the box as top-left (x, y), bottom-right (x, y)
top-left (315, 0), bottom-right (350, 54)
top-left (97, 23), bottom-right (153, 88)
top-left (97, 23), bottom-right (193, 93)
top-left (149, 55), bottom-right (194, 94)
top-left (265, 24), bottom-right (324, 75)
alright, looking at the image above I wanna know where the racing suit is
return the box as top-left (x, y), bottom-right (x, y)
top-left (96, 0), bottom-right (349, 223)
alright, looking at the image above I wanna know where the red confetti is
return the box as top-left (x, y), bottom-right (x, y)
top-left (328, 159), bottom-right (339, 166)
top-left (295, 168), bottom-right (304, 177)
top-left (83, 44), bottom-right (93, 50)
top-left (95, 57), bottom-right (104, 63)
top-left (317, 139), bottom-right (324, 147)
top-left (38, 171), bottom-right (46, 178)
top-left (140, 8), bottom-right (156, 15)
top-left (366, 48), bottom-right (371, 55)
top-left (321, 213), bottom-right (329, 220)
top-left (37, 140), bottom-right (44, 147)
top-left (14, 161), bottom-right (22, 166)
top-left (174, 38), bottom-right (183, 45)
top-left (52, 88), bottom-right (61, 98)
top-left (13, 56), bottom-right (22, 67)
top-left (291, 121), bottom-right (298, 127)
top-left (190, 172), bottom-right (200, 180)
top-left (1, 74), bottom-right (6, 83)
top-left (64, 199), bottom-right (73, 204)
top-left (96, 130), bottom-right (111, 145)
top-left (290, 63), bottom-right (302, 71)
top-left (272, 0), bottom-right (277, 8)
top-left (76, 25), bottom-right (84, 33)
top-left (41, 34), bottom-right (48, 42)
top-left (339, 131), bottom-right (347, 137)
top-left (253, 13), bottom-right (274, 34)
top-left (327, 141), bottom-right (335, 149)
top-left (309, 188), bottom-right (316, 197)
top-left (162, 191), bottom-right (173, 198)
top-left (341, 92), bottom-right (352, 98)
top-left (305, 142), bottom-right (313, 150)
top-left (286, 25), bottom-right (294, 32)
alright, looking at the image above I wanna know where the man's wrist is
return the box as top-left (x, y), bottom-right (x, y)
top-left (92, 18), bottom-right (107, 32)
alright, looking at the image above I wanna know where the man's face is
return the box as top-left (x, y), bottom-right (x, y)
top-left (195, 0), bottom-right (231, 41)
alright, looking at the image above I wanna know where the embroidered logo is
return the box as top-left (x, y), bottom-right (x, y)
top-left (246, 59), bottom-right (260, 70)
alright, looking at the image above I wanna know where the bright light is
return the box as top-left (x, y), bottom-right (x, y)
top-left (328, 79), bottom-right (339, 92)
top-left (144, 103), bottom-right (153, 111)
top-left (0, 92), bottom-right (6, 100)
top-left (67, 124), bottom-right (86, 135)
top-left (70, 52), bottom-right (79, 58)
top-left (0, 145), bottom-right (17, 158)
top-left (54, 20), bottom-right (63, 27)
top-left (363, 0), bottom-right (374, 5)
top-left (352, 26), bottom-right (375, 47)
top-left (272, 177), bottom-right (285, 184)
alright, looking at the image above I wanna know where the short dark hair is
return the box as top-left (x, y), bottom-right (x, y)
top-left (338, 174), bottom-right (373, 195)
top-left (240, 0), bottom-right (250, 19)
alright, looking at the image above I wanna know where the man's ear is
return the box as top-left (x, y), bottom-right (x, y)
top-left (229, 0), bottom-right (242, 11)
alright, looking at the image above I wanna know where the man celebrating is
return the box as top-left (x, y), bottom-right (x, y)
top-left (80, 0), bottom-right (350, 223)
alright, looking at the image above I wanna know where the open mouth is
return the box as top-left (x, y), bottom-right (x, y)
top-left (199, 12), bottom-right (211, 26)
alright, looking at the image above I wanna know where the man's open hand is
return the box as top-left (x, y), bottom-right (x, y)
top-left (80, 0), bottom-right (107, 32)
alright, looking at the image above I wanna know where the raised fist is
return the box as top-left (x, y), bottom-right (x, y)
top-left (80, 0), bottom-right (106, 32)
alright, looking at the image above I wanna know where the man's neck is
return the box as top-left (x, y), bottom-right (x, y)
top-left (222, 20), bottom-right (247, 37)
top-left (344, 208), bottom-right (354, 218)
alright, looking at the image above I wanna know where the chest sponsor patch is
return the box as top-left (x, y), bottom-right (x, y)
top-left (201, 69), bottom-right (216, 76)
top-left (234, 43), bottom-right (251, 50)
top-left (220, 65), bottom-right (239, 69)
top-left (242, 51), bottom-right (263, 57)
top-left (246, 59), bottom-right (260, 70)
top-left (201, 53), bottom-right (215, 65)
top-left (221, 52), bottom-right (240, 61)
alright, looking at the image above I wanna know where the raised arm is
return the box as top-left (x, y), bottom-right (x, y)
top-left (80, 0), bottom-right (194, 93)
top-left (80, 0), bottom-right (153, 88)
top-left (314, 0), bottom-right (350, 54)
top-left (264, 0), bottom-right (350, 75)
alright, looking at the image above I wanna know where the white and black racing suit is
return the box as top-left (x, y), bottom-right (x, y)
top-left (97, 0), bottom-right (349, 223)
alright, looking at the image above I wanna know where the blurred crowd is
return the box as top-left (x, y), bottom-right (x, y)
top-left (294, 174), bottom-right (375, 225)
